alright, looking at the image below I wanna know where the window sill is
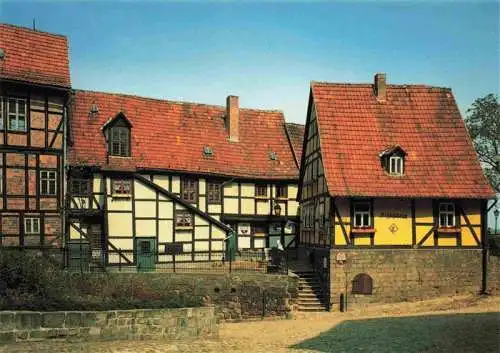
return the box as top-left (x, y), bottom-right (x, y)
top-left (255, 196), bottom-right (268, 200)
top-left (438, 227), bottom-right (461, 233)
top-left (351, 227), bottom-right (375, 234)
top-left (109, 155), bottom-right (132, 159)
top-left (176, 226), bottom-right (193, 231)
top-left (111, 194), bottom-right (131, 199)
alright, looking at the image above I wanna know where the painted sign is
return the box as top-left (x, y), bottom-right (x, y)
top-left (380, 211), bottom-right (408, 218)
top-left (237, 223), bottom-right (251, 235)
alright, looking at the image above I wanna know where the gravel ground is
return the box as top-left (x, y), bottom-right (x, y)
top-left (1, 295), bottom-right (499, 353)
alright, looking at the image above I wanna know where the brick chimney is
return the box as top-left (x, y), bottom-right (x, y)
top-left (374, 73), bottom-right (387, 102)
top-left (226, 95), bottom-right (239, 142)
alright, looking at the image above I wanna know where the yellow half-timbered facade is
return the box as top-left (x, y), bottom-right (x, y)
top-left (298, 74), bottom-right (495, 308)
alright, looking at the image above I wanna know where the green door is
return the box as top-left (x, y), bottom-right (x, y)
top-left (68, 242), bottom-right (90, 272)
top-left (136, 238), bottom-right (156, 272)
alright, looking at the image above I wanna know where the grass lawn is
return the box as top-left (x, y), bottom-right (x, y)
top-left (291, 312), bottom-right (500, 353)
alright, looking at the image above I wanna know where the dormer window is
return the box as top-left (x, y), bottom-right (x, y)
top-left (379, 145), bottom-right (406, 177)
top-left (110, 124), bottom-right (130, 157)
top-left (389, 156), bottom-right (403, 175)
top-left (103, 112), bottom-right (132, 157)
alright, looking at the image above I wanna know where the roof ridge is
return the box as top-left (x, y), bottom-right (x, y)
top-left (311, 80), bottom-right (451, 90)
top-left (73, 88), bottom-right (284, 114)
top-left (0, 23), bottom-right (67, 39)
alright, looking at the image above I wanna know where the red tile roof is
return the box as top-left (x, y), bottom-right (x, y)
top-left (285, 123), bottom-right (305, 168)
top-left (310, 81), bottom-right (495, 199)
top-left (0, 24), bottom-right (71, 88)
top-left (69, 90), bottom-right (299, 179)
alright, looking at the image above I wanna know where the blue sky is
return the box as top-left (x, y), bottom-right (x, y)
top-left (1, 1), bottom-right (498, 124)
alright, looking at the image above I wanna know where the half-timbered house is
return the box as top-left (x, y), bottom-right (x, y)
top-left (298, 73), bottom-right (496, 309)
top-left (67, 91), bottom-right (302, 270)
top-left (0, 24), bottom-right (70, 248)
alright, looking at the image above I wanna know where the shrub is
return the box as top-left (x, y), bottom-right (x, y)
top-left (0, 250), bottom-right (203, 311)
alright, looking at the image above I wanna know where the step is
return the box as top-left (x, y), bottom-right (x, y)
top-left (298, 284), bottom-right (322, 291)
top-left (297, 292), bottom-right (323, 299)
top-left (297, 306), bottom-right (326, 312)
top-left (298, 299), bottom-right (323, 305)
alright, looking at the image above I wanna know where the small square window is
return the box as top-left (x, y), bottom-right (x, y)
top-left (112, 179), bottom-right (131, 196)
top-left (71, 179), bottom-right (90, 196)
top-left (176, 210), bottom-right (193, 228)
top-left (255, 185), bottom-right (267, 197)
top-left (25, 217), bottom-right (40, 234)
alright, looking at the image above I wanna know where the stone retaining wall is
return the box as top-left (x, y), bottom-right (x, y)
top-left (328, 249), bottom-right (492, 310)
top-left (0, 307), bottom-right (217, 342)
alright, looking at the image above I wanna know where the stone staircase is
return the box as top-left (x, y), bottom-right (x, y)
top-left (295, 271), bottom-right (326, 312)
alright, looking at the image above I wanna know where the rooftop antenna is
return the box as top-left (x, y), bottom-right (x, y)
top-left (32, 18), bottom-right (36, 31)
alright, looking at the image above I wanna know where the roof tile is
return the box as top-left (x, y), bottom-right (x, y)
top-left (311, 82), bottom-right (495, 199)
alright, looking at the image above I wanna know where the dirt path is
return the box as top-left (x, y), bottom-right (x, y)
top-left (2, 295), bottom-right (499, 353)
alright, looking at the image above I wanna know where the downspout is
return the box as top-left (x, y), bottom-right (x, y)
top-left (481, 199), bottom-right (488, 294)
top-left (62, 92), bottom-right (71, 250)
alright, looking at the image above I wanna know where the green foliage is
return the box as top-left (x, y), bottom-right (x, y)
top-left (0, 250), bottom-right (203, 311)
top-left (465, 93), bottom-right (500, 191)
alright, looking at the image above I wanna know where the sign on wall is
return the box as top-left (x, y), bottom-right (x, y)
top-left (238, 223), bottom-right (251, 235)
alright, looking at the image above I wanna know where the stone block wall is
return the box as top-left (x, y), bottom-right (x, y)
top-left (0, 307), bottom-right (217, 342)
top-left (329, 249), bottom-right (485, 310)
top-left (487, 254), bottom-right (500, 294)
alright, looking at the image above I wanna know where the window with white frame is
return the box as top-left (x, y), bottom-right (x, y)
top-left (389, 156), bottom-right (403, 175)
top-left (25, 217), bottom-right (40, 234)
top-left (353, 202), bottom-right (371, 228)
top-left (7, 98), bottom-right (27, 132)
top-left (439, 202), bottom-right (456, 227)
top-left (40, 171), bottom-right (57, 195)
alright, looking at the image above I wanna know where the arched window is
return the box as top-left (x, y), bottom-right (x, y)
top-left (352, 273), bottom-right (373, 295)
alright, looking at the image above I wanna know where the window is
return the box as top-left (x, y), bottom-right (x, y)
top-left (112, 179), bottom-right (132, 196)
top-left (318, 203), bottom-right (325, 229)
top-left (176, 210), bottom-right (193, 228)
top-left (353, 202), bottom-right (371, 228)
top-left (182, 178), bottom-right (197, 202)
top-left (207, 182), bottom-right (221, 204)
top-left (7, 98), bottom-right (27, 132)
top-left (40, 171), bottom-right (57, 195)
top-left (25, 217), bottom-right (40, 234)
top-left (389, 156), bottom-right (403, 175)
top-left (109, 125), bottom-right (130, 157)
top-left (439, 202), bottom-right (456, 227)
top-left (71, 179), bottom-right (90, 196)
top-left (0, 169), bottom-right (2, 193)
top-left (255, 184), bottom-right (267, 198)
top-left (276, 184), bottom-right (287, 199)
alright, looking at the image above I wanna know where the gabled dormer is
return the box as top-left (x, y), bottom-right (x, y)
top-left (379, 145), bottom-right (406, 176)
top-left (102, 112), bottom-right (132, 157)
